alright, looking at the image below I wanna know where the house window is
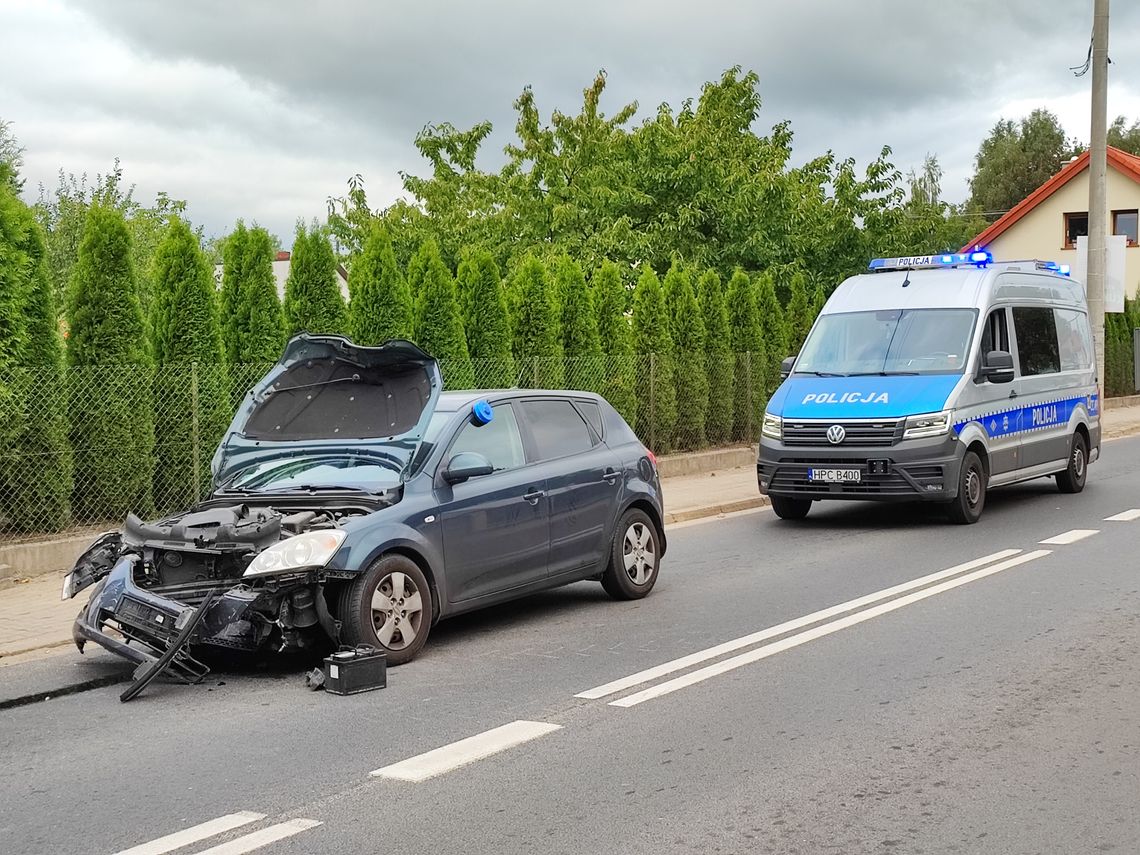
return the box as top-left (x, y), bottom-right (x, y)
top-left (1064, 212), bottom-right (1089, 249)
top-left (1113, 209), bottom-right (1138, 246)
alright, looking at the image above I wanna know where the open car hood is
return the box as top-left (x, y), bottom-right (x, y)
top-left (211, 334), bottom-right (441, 487)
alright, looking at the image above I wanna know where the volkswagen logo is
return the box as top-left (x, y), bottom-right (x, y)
top-left (826, 424), bottom-right (846, 444)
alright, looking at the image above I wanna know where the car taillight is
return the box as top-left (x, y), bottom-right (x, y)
top-left (645, 449), bottom-right (657, 469)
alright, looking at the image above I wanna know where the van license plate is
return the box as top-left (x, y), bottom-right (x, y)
top-left (808, 468), bottom-right (861, 483)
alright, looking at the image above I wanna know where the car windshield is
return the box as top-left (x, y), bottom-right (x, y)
top-left (795, 308), bottom-right (978, 376)
top-left (222, 454), bottom-right (404, 493)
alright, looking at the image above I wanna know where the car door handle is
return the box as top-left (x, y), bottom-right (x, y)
top-left (602, 469), bottom-right (621, 484)
top-left (523, 489), bottom-right (545, 504)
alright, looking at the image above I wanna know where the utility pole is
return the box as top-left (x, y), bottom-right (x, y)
top-left (1088, 0), bottom-right (1109, 389)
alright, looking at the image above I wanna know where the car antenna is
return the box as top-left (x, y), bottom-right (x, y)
top-left (901, 268), bottom-right (911, 288)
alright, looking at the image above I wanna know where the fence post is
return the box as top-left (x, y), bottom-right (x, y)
top-left (191, 362), bottom-right (201, 503)
top-left (745, 351), bottom-right (753, 442)
top-left (533, 356), bottom-right (540, 389)
top-left (649, 353), bottom-right (657, 452)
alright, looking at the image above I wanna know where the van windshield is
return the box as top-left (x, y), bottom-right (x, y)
top-left (795, 308), bottom-right (977, 376)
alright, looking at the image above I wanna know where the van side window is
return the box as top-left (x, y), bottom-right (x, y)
top-left (1054, 309), bottom-right (1094, 371)
top-left (979, 308), bottom-right (1009, 355)
top-left (1012, 307), bottom-right (1061, 376)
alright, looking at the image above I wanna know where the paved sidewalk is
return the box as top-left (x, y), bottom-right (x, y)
top-left (4, 403), bottom-right (1138, 664)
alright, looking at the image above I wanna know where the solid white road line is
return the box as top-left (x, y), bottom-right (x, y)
top-left (371, 720), bottom-right (562, 783)
top-left (610, 550), bottom-right (1052, 708)
top-left (575, 549), bottom-right (1023, 700)
top-left (111, 812), bottom-right (266, 855)
top-left (1105, 509), bottom-right (1140, 521)
top-left (193, 819), bottom-right (322, 855)
top-left (1039, 529), bottom-right (1100, 545)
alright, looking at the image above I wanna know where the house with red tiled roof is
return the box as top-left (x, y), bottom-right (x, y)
top-left (961, 146), bottom-right (1140, 299)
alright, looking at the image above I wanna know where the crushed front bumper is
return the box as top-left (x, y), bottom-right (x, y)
top-left (757, 432), bottom-right (964, 503)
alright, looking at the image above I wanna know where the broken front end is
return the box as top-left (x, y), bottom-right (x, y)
top-left (64, 502), bottom-right (369, 687)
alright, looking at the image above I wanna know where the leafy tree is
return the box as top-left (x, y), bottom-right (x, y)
top-left (1108, 116), bottom-right (1140, 156)
top-left (698, 269), bottom-right (733, 445)
top-left (406, 239), bottom-right (435, 305)
top-left (414, 241), bottom-right (473, 388)
top-left (755, 270), bottom-right (790, 394)
top-left (632, 265), bottom-right (676, 451)
top-left (347, 222), bottom-right (413, 345)
top-left (555, 255), bottom-right (603, 392)
top-left (66, 203), bottom-right (154, 520)
top-left (233, 227), bottom-right (286, 363)
top-left (663, 260), bottom-right (707, 448)
top-left (593, 260), bottom-right (637, 426)
top-left (968, 108), bottom-right (1080, 217)
top-left (149, 218), bottom-right (229, 511)
top-left (0, 181), bottom-right (33, 524)
top-left (219, 222), bottom-right (248, 363)
top-left (785, 269), bottom-right (815, 353)
top-left (510, 255), bottom-right (563, 387)
top-left (458, 249), bottom-right (514, 386)
top-left (0, 117), bottom-right (24, 192)
top-left (283, 223), bottom-right (346, 336)
top-left (726, 268), bottom-right (764, 440)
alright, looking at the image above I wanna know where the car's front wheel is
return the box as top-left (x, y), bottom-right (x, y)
top-left (601, 508), bottom-right (662, 600)
top-left (339, 554), bottom-right (432, 666)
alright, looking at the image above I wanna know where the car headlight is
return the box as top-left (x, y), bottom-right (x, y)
top-left (902, 411), bottom-right (953, 439)
top-left (761, 412), bottom-right (782, 440)
top-left (243, 530), bottom-right (347, 578)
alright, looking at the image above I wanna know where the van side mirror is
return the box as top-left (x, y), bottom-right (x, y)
top-left (443, 451), bottom-right (494, 485)
top-left (779, 356), bottom-right (796, 380)
top-left (979, 350), bottom-right (1015, 384)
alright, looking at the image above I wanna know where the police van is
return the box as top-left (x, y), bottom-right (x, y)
top-left (757, 251), bottom-right (1100, 524)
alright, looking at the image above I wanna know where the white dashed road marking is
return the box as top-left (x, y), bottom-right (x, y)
top-left (1105, 509), bottom-right (1140, 521)
top-left (1039, 529), bottom-right (1100, 545)
top-left (371, 720), bottom-right (562, 782)
top-left (609, 550), bottom-right (1052, 708)
top-left (111, 812), bottom-right (266, 855)
top-left (193, 820), bottom-right (323, 855)
top-left (576, 549), bottom-right (1023, 700)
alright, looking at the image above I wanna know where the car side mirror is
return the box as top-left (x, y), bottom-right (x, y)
top-left (779, 356), bottom-right (796, 380)
top-left (443, 451), bottom-right (494, 485)
top-left (980, 350), bottom-right (1015, 384)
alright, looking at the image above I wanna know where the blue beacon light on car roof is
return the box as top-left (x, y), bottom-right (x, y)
top-left (867, 250), bottom-right (993, 271)
top-left (471, 399), bottom-right (494, 426)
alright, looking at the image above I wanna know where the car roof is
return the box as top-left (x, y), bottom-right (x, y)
top-left (435, 389), bottom-right (605, 413)
top-left (825, 263), bottom-right (1087, 315)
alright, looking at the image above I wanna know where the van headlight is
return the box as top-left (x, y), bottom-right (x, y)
top-left (902, 411), bottom-right (953, 439)
top-left (243, 530), bottom-right (346, 578)
top-left (761, 412), bottom-right (782, 440)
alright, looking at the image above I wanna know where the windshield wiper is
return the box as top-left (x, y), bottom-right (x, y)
top-left (847, 371), bottom-right (920, 376)
top-left (793, 370), bottom-right (847, 377)
top-left (255, 484), bottom-right (384, 495)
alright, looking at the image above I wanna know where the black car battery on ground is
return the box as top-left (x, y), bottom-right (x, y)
top-left (323, 646), bottom-right (387, 695)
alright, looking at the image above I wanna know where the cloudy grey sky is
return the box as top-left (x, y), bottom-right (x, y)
top-left (4, 0), bottom-right (1140, 242)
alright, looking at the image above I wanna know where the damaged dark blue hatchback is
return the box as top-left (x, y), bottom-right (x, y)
top-left (64, 334), bottom-right (665, 694)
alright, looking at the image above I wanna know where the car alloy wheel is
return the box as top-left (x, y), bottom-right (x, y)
top-left (623, 521), bottom-right (656, 585)
top-left (370, 570), bottom-right (424, 651)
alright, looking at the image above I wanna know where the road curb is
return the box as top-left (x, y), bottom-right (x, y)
top-left (665, 496), bottom-right (768, 525)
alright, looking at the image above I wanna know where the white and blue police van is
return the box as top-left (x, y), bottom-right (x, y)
top-left (757, 251), bottom-right (1100, 524)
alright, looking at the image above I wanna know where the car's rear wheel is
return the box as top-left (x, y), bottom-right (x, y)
top-left (1055, 432), bottom-right (1088, 494)
top-left (770, 495), bottom-right (812, 520)
top-left (601, 509), bottom-right (661, 600)
top-left (339, 554), bottom-right (431, 666)
top-left (947, 450), bottom-right (986, 525)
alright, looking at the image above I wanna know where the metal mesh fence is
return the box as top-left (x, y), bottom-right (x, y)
top-left (0, 353), bottom-right (770, 539)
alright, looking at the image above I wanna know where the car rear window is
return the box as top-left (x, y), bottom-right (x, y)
top-left (520, 399), bottom-right (595, 460)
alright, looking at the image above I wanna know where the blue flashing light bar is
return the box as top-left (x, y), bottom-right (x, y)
top-left (867, 250), bottom-right (993, 272)
top-left (1037, 261), bottom-right (1071, 276)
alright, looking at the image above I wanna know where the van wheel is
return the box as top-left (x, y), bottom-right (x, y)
top-left (338, 554), bottom-right (431, 666)
top-left (947, 450), bottom-right (986, 525)
top-left (770, 495), bottom-right (812, 520)
top-left (1056, 432), bottom-right (1088, 494)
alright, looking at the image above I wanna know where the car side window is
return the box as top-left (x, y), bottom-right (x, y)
top-left (520, 399), bottom-right (595, 460)
top-left (1012, 307), bottom-right (1061, 376)
top-left (1054, 308), bottom-right (1093, 372)
top-left (575, 401), bottom-right (604, 440)
top-left (448, 404), bottom-right (526, 472)
top-left (979, 308), bottom-right (1010, 356)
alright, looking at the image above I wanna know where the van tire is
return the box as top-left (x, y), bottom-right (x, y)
top-left (770, 495), bottom-right (812, 520)
top-left (1056, 432), bottom-right (1088, 494)
top-left (947, 450), bottom-right (986, 525)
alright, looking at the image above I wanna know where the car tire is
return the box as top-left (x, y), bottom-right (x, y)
top-left (601, 508), bottom-right (662, 601)
top-left (770, 495), bottom-right (812, 520)
top-left (947, 450), bottom-right (986, 525)
top-left (339, 554), bottom-right (432, 666)
top-left (1055, 432), bottom-right (1088, 494)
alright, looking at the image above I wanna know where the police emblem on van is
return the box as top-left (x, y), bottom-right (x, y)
top-left (826, 424), bottom-right (846, 444)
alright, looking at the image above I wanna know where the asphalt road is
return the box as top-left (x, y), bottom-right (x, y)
top-left (3, 436), bottom-right (1140, 855)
